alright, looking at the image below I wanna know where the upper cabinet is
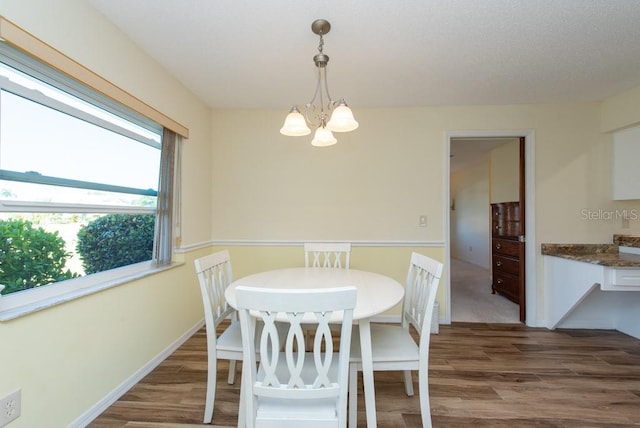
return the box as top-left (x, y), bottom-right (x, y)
top-left (612, 126), bottom-right (640, 200)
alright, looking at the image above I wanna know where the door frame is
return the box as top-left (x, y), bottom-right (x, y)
top-left (444, 129), bottom-right (538, 327)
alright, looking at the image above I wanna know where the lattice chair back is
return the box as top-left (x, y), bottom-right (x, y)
top-left (304, 242), bottom-right (351, 269)
top-left (236, 286), bottom-right (357, 428)
top-left (195, 250), bottom-right (235, 329)
top-left (403, 252), bottom-right (443, 337)
top-left (194, 250), bottom-right (241, 423)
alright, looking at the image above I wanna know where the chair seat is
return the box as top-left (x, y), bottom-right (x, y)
top-left (217, 321), bottom-right (281, 355)
top-left (256, 397), bottom-right (338, 426)
top-left (350, 323), bottom-right (419, 364)
top-left (216, 320), bottom-right (243, 352)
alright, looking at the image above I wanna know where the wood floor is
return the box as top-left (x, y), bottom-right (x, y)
top-left (89, 323), bottom-right (640, 427)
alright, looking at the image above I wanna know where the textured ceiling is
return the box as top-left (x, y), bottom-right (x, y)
top-left (86, 0), bottom-right (640, 111)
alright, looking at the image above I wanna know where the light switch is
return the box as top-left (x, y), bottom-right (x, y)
top-left (622, 216), bottom-right (630, 229)
top-left (419, 215), bottom-right (427, 227)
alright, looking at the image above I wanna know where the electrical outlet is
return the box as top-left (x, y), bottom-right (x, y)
top-left (0, 389), bottom-right (21, 427)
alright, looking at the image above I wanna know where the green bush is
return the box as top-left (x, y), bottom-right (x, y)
top-left (76, 214), bottom-right (155, 274)
top-left (0, 219), bottom-right (76, 295)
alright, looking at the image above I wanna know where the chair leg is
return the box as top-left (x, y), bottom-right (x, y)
top-left (238, 375), bottom-right (246, 428)
top-left (204, 355), bottom-right (217, 423)
top-left (228, 359), bottom-right (237, 384)
top-left (418, 368), bottom-right (432, 428)
top-left (403, 369), bottom-right (414, 396)
top-left (348, 365), bottom-right (358, 428)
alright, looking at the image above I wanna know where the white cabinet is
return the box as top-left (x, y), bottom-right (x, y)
top-left (612, 126), bottom-right (640, 200)
top-left (544, 256), bottom-right (640, 339)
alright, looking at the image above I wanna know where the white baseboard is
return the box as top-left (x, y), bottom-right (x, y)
top-left (70, 319), bottom-right (205, 428)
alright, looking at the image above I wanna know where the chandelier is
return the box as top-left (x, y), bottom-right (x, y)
top-left (279, 19), bottom-right (358, 147)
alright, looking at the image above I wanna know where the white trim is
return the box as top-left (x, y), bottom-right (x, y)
top-left (0, 200), bottom-right (155, 214)
top-left (0, 261), bottom-right (183, 321)
top-left (178, 239), bottom-right (445, 252)
top-left (445, 129), bottom-right (538, 327)
top-left (444, 135), bottom-right (453, 325)
top-left (70, 319), bottom-right (205, 428)
top-left (174, 240), bottom-right (212, 253)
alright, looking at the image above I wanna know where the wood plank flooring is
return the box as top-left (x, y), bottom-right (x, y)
top-left (89, 323), bottom-right (640, 427)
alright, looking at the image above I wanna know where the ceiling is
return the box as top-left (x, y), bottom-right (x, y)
top-left (450, 138), bottom-right (518, 172)
top-left (86, 0), bottom-right (640, 111)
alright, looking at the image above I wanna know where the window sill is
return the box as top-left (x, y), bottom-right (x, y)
top-left (0, 261), bottom-right (183, 321)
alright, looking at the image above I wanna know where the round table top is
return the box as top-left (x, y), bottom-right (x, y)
top-left (225, 267), bottom-right (405, 321)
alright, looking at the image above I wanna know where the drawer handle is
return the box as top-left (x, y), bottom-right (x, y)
top-left (497, 279), bottom-right (503, 284)
top-left (496, 260), bottom-right (503, 267)
top-left (496, 243), bottom-right (502, 250)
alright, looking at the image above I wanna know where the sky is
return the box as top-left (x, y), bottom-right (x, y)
top-left (0, 62), bottom-right (161, 206)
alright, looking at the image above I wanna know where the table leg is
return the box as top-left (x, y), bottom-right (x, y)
top-left (359, 318), bottom-right (377, 427)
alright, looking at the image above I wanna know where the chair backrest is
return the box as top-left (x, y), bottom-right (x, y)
top-left (236, 286), bottom-right (357, 426)
top-left (194, 250), bottom-right (235, 330)
top-left (304, 242), bottom-right (351, 269)
top-left (402, 252), bottom-right (443, 338)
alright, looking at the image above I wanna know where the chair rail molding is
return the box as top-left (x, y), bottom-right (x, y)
top-left (178, 239), bottom-right (445, 252)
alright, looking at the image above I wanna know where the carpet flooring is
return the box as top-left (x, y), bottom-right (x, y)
top-left (450, 258), bottom-right (519, 323)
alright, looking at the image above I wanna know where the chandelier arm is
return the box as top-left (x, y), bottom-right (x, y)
top-left (304, 66), bottom-right (324, 127)
top-left (322, 65), bottom-right (336, 112)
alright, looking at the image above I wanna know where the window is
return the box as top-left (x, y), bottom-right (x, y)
top-left (0, 42), bottom-right (177, 318)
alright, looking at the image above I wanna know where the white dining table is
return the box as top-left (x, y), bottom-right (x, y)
top-left (225, 267), bottom-right (405, 428)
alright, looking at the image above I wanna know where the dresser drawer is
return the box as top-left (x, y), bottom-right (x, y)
top-left (493, 271), bottom-right (519, 303)
top-left (493, 238), bottom-right (520, 257)
top-left (493, 255), bottom-right (520, 277)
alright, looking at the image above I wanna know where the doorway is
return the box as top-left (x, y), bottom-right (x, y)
top-left (444, 130), bottom-right (536, 326)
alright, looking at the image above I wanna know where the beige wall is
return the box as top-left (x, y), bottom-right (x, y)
top-left (490, 139), bottom-right (520, 203)
top-left (451, 160), bottom-right (491, 268)
top-left (212, 103), bottom-right (640, 326)
top-left (2, 1), bottom-right (640, 426)
top-left (601, 83), bottom-right (640, 133)
top-left (212, 102), bottom-right (640, 245)
top-left (0, 1), bottom-right (211, 426)
top-left (211, 107), bottom-right (444, 242)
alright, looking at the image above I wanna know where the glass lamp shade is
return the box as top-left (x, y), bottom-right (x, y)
top-left (326, 100), bottom-right (359, 132)
top-left (311, 126), bottom-right (337, 147)
top-left (280, 107), bottom-right (311, 136)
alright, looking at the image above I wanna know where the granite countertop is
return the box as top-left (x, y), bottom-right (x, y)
top-left (541, 235), bottom-right (640, 267)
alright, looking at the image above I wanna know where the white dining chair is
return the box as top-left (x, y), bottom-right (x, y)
top-left (348, 252), bottom-right (443, 428)
top-left (194, 250), bottom-right (242, 424)
top-left (302, 242), bottom-right (352, 349)
top-left (236, 286), bottom-right (357, 428)
top-left (304, 242), bottom-right (351, 269)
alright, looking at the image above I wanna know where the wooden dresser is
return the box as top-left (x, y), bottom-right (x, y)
top-left (491, 202), bottom-right (522, 304)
